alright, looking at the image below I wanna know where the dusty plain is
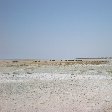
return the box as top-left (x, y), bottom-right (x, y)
top-left (0, 59), bottom-right (112, 112)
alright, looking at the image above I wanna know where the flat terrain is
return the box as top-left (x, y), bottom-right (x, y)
top-left (0, 59), bottom-right (112, 112)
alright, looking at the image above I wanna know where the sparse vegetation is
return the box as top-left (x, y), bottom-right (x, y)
top-left (12, 60), bottom-right (18, 63)
top-left (107, 70), bottom-right (112, 74)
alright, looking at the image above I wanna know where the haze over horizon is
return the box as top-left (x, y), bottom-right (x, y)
top-left (0, 0), bottom-right (112, 59)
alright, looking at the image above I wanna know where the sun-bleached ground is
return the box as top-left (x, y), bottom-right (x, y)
top-left (0, 60), bottom-right (112, 112)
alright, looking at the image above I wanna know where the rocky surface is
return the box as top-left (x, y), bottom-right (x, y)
top-left (0, 60), bottom-right (112, 112)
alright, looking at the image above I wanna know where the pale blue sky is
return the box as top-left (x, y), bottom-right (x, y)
top-left (0, 0), bottom-right (112, 59)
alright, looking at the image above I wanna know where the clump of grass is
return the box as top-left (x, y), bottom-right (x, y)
top-left (107, 70), bottom-right (112, 74)
top-left (89, 69), bottom-right (94, 70)
top-left (27, 72), bottom-right (32, 74)
top-left (12, 60), bottom-right (18, 63)
top-left (13, 72), bottom-right (17, 74)
top-left (20, 64), bottom-right (28, 66)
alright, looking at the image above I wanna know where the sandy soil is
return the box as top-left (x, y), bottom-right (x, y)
top-left (0, 59), bottom-right (112, 112)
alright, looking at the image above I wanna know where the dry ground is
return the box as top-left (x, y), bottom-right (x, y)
top-left (0, 59), bottom-right (112, 112)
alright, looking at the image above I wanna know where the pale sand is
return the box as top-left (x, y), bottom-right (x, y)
top-left (0, 60), bottom-right (112, 112)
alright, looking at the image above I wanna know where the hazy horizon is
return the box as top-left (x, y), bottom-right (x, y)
top-left (0, 0), bottom-right (112, 59)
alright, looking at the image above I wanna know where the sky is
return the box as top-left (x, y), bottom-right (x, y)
top-left (0, 0), bottom-right (112, 59)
